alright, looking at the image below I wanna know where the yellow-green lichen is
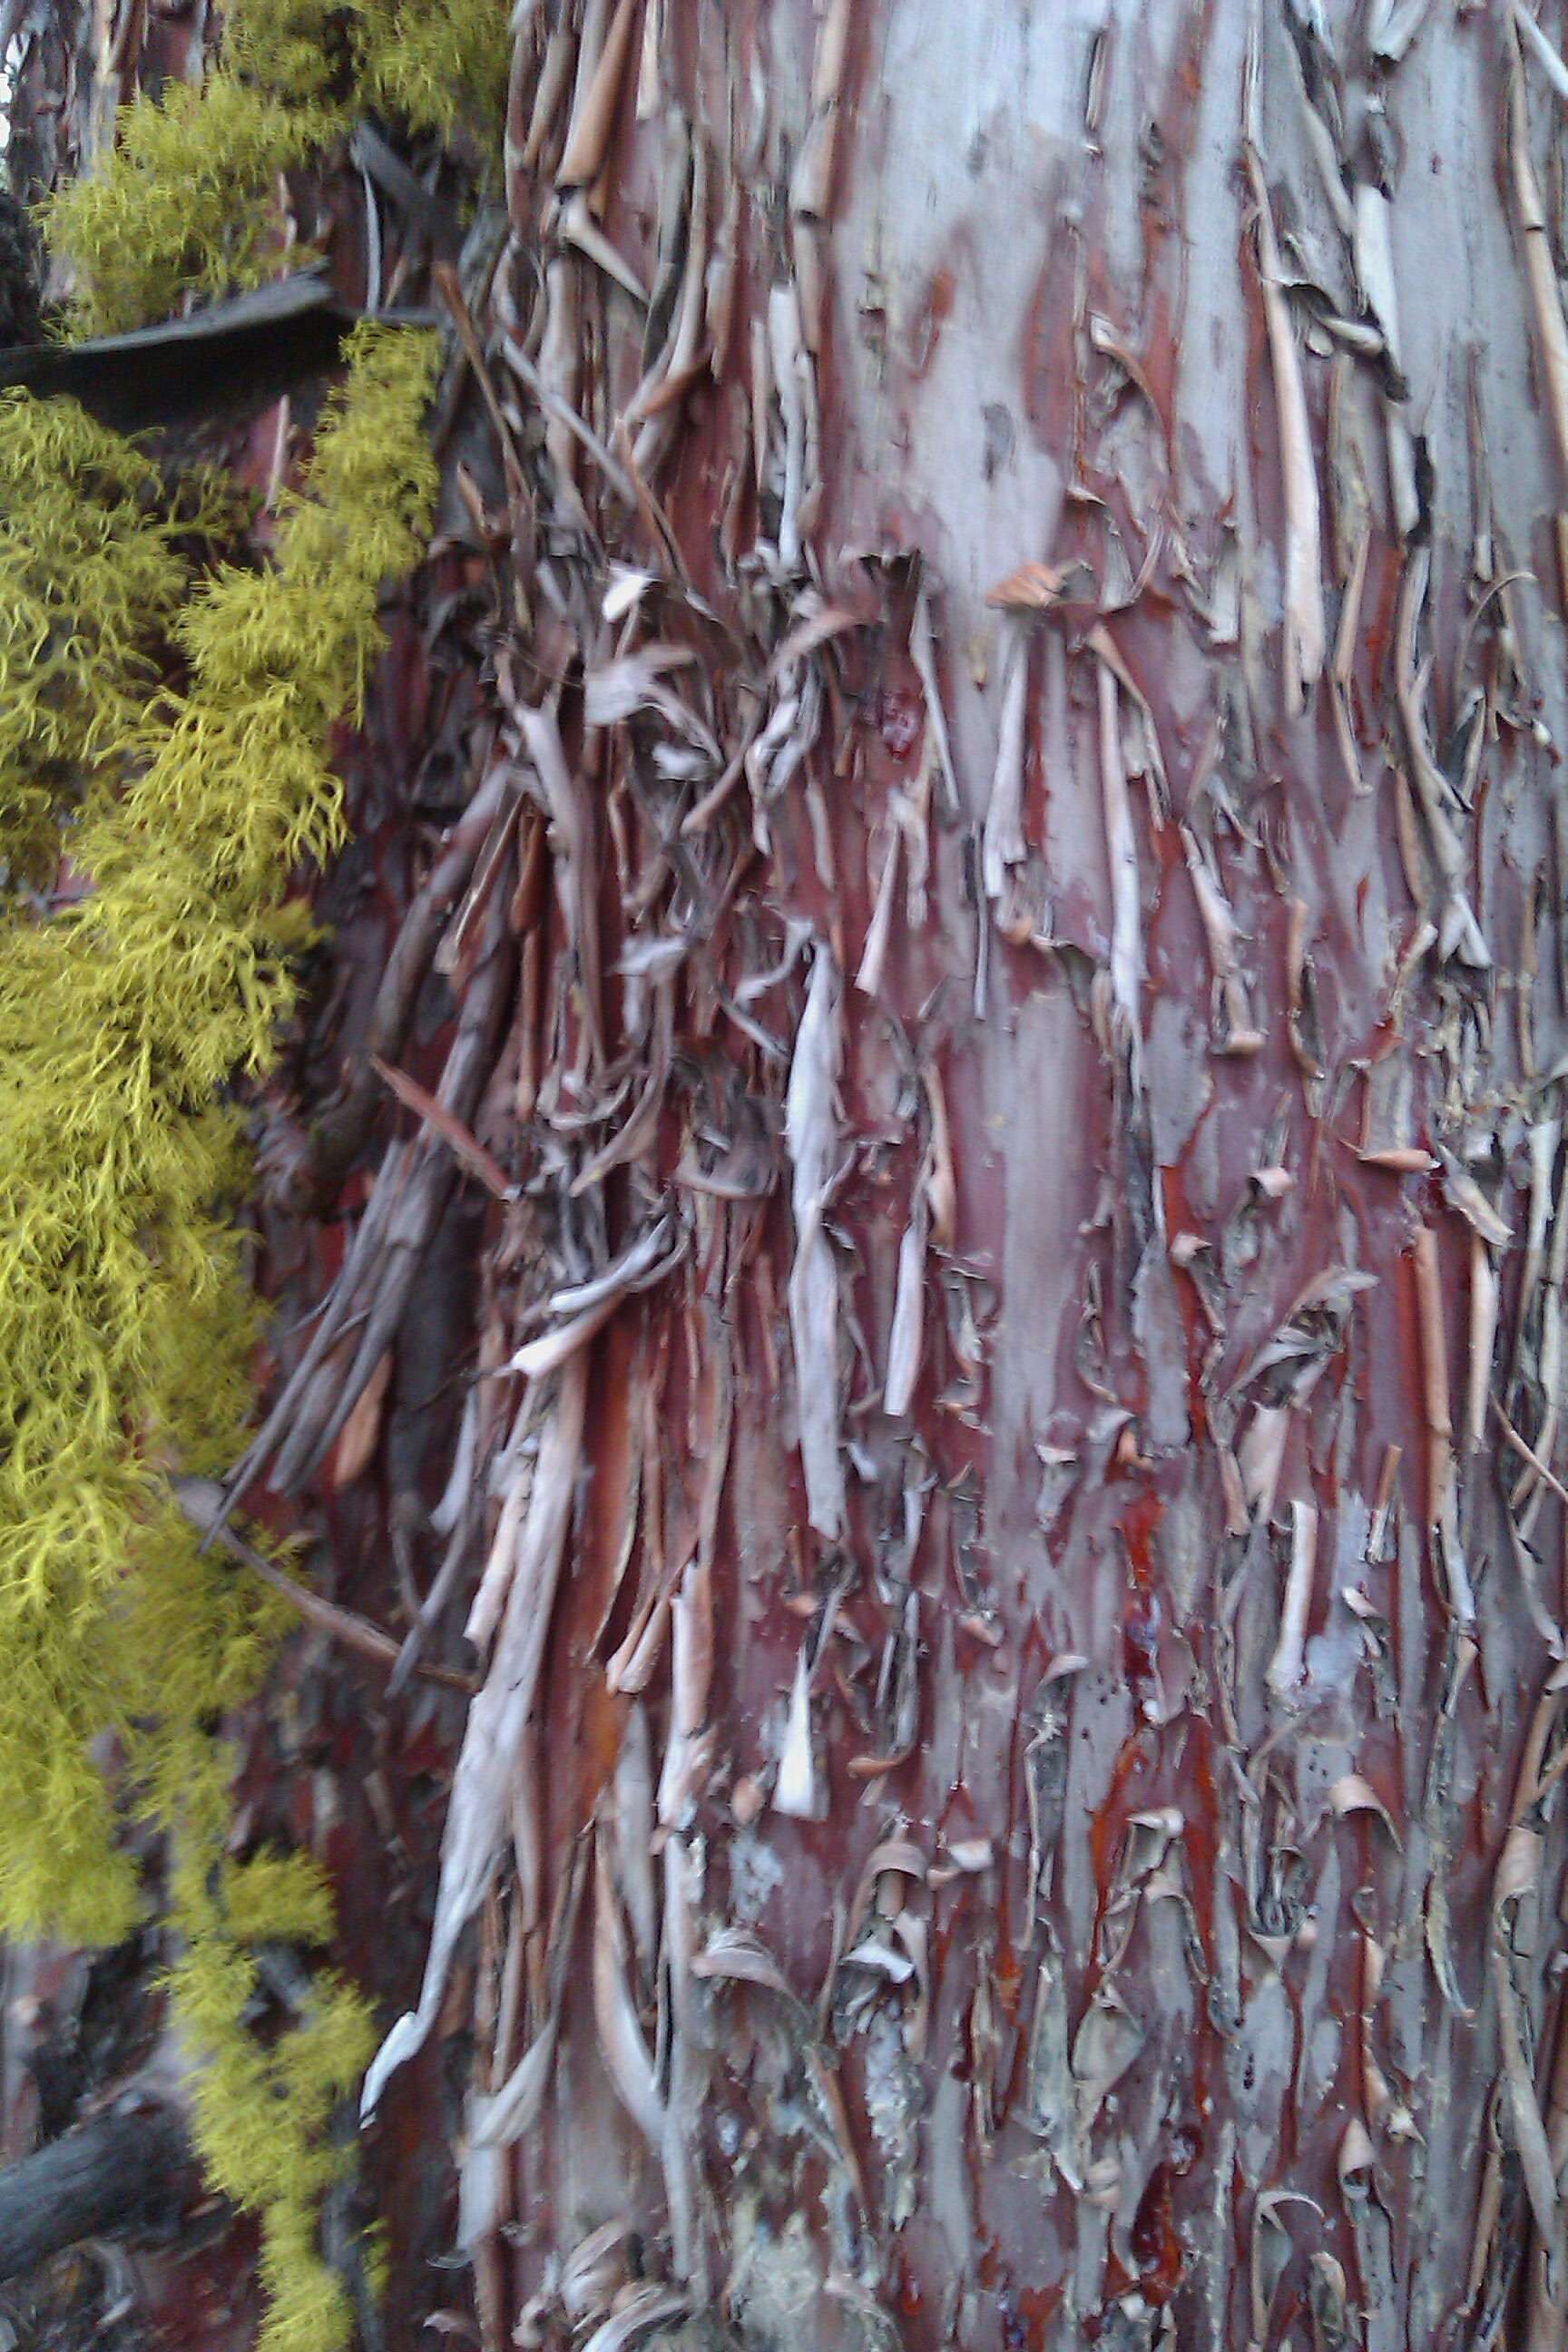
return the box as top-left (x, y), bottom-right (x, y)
top-left (44, 0), bottom-right (510, 335)
top-left (0, 401), bottom-right (235, 888)
top-left (0, 321), bottom-right (439, 2347)
top-left (354, 0), bottom-right (512, 145)
top-left (43, 75), bottom-right (332, 338)
top-left (163, 1802), bottom-right (377, 2352)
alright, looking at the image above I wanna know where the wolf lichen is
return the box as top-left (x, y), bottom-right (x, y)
top-left (232, 0), bottom-right (511, 133)
top-left (43, 74), bottom-right (332, 337)
top-left (0, 398), bottom-right (226, 888)
top-left (354, 0), bottom-right (513, 144)
top-left (0, 322), bottom-right (439, 2347)
top-left (45, 0), bottom-right (509, 335)
top-left (162, 1787), bottom-right (378, 2352)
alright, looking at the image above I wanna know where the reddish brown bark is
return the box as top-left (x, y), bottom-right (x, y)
top-left (21, 2), bottom-right (1568, 2348)
top-left (306, 5), bottom-right (1568, 2345)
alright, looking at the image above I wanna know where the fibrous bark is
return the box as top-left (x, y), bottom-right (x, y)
top-left (23, 0), bottom-right (1568, 2346)
top-left (277, 2), bottom-right (1568, 2345)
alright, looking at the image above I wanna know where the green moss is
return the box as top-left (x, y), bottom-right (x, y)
top-left (0, 323), bottom-right (439, 2347)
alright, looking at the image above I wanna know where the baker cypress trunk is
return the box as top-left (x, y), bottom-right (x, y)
top-left (10, 3), bottom-right (1568, 2349)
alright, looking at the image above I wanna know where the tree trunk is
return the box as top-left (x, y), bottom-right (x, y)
top-left (16, 1), bottom-right (1568, 2347)
top-left (383, 6), bottom-right (1568, 2347)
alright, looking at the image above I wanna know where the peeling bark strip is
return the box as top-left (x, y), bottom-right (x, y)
top-left (786, 944), bottom-right (845, 1539)
top-left (361, 1354), bottom-right (588, 2115)
top-left (179, 0), bottom-right (1568, 2341)
top-left (1243, 30), bottom-right (1325, 717)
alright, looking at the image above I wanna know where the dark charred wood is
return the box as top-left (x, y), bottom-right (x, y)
top-left (0, 277), bottom-right (434, 435)
top-left (0, 2106), bottom-right (191, 2282)
top-left (0, 191), bottom-right (42, 348)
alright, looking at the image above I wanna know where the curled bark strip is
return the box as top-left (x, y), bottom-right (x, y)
top-left (1509, 25), bottom-right (1568, 584)
top-left (371, 1054), bottom-right (514, 1201)
top-left (361, 1355), bottom-right (589, 2116)
top-left (774, 1641), bottom-right (818, 1818)
top-left (277, 929), bottom-right (516, 1494)
top-left (1266, 1499), bottom-right (1318, 1700)
top-left (557, 0), bottom-right (640, 189)
top-left (1492, 1823), bottom-right (1563, 2265)
top-left (234, 923), bottom-right (513, 1515)
top-left (1337, 2122), bottom-right (1399, 2352)
top-left (1368, 0), bottom-right (1432, 62)
top-left (1393, 552), bottom-right (1490, 965)
top-left (1494, 1399), bottom-right (1568, 1513)
top-left (502, 334), bottom-right (640, 505)
top-left (463, 1439), bottom-right (531, 1653)
top-left (981, 615), bottom-right (1029, 902)
top-left (515, 701), bottom-right (606, 1067)
top-left (511, 1218), bottom-right (685, 1377)
top-left (632, 135), bottom-right (709, 473)
top-left (329, 1345), bottom-right (392, 1487)
top-left (435, 262), bottom-right (529, 502)
top-left (572, 978), bottom-right (676, 1191)
top-left (581, 2287), bottom-right (689, 2352)
top-left (592, 1823), bottom-right (665, 2145)
top-left (1183, 823), bottom-right (1262, 1054)
top-left (1411, 1217), bottom-right (1479, 1631)
top-left (1467, 1234), bottom-right (1500, 1459)
top-left (207, 1142), bottom-right (415, 1539)
top-left (1096, 656), bottom-right (1142, 1060)
top-left (789, 0), bottom-right (852, 225)
top-left (883, 1197), bottom-right (928, 1420)
top-left (1513, 0), bottom-right (1568, 107)
top-left (458, 1839), bottom-right (587, 2253)
top-left (301, 763), bottom-right (512, 1200)
top-left (1243, 21), bottom-right (1326, 715)
top-left (786, 946), bottom-right (846, 1539)
top-left (909, 575), bottom-right (961, 821)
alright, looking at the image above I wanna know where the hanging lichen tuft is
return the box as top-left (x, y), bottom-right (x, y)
top-left (0, 321), bottom-right (438, 2348)
top-left (0, 401), bottom-right (240, 888)
top-left (353, 0), bottom-right (513, 144)
top-left (42, 76), bottom-right (332, 337)
top-left (44, 0), bottom-right (510, 333)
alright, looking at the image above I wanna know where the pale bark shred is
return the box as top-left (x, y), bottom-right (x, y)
top-left (361, 1355), bottom-right (588, 2115)
top-left (1509, 18), bottom-right (1568, 592)
top-left (1513, 0), bottom-right (1568, 107)
top-left (1243, 7), bottom-right (1326, 717)
top-left (785, 945), bottom-right (846, 1540)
